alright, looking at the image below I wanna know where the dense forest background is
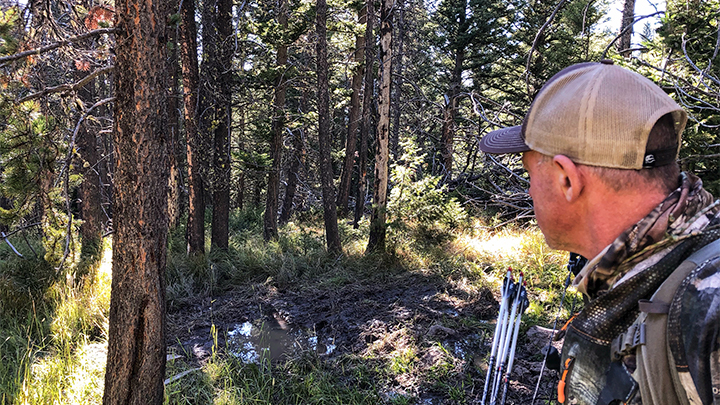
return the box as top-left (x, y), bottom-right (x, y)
top-left (0, 0), bottom-right (718, 403)
top-left (1, 0), bottom-right (718, 263)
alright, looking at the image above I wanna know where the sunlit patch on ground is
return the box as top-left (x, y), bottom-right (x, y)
top-left (452, 232), bottom-right (525, 263)
top-left (65, 342), bottom-right (107, 404)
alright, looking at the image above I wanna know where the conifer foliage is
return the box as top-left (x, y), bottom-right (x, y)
top-left (0, 0), bottom-right (719, 401)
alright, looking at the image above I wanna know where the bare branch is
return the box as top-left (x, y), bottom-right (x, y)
top-left (525, 0), bottom-right (570, 96)
top-left (16, 65), bottom-right (114, 104)
top-left (680, 153), bottom-right (720, 161)
top-left (1, 222), bottom-right (42, 238)
top-left (714, 19), bottom-right (720, 60)
top-left (632, 57), bottom-right (717, 99)
top-left (681, 33), bottom-right (720, 87)
top-left (1, 231), bottom-right (23, 258)
top-left (488, 154), bottom-right (528, 185)
top-left (55, 96), bottom-right (116, 188)
top-left (601, 11), bottom-right (665, 59)
top-left (53, 95), bottom-right (114, 274)
top-left (0, 27), bottom-right (117, 67)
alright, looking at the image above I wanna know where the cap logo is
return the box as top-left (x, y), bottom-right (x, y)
top-left (644, 154), bottom-right (656, 165)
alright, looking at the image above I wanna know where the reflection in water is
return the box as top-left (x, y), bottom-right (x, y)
top-left (227, 321), bottom-right (336, 364)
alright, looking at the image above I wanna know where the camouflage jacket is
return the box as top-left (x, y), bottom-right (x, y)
top-left (559, 173), bottom-right (720, 405)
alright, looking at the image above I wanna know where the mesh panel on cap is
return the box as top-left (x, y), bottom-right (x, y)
top-left (523, 63), bottom-right (687, 169)
top-left (524, 65), bottom-right (595, 161)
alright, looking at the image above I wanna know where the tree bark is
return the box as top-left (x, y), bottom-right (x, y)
top-left (618, 0), bottom-right (636, 57)
top-left (264, 0), bottom-right (289, 241)
top-left (337, 6), bottom-right (367, 217)
top-left (353, 0), bottom-right (374, 229)
top-left (391, 0), bottom-right (404, 161)
top-left (236, 111), bottom-right (246, 211)
top-left (103, 0), bottom-right (169, 403)
top-left (253, 176), bottom-right (262, 208)
top-left (167, 11), bottom-right (183, 230)
top-left (279, 128), bottom-right (305, 224)
top-left (181, 0), bottom-right (205, 256)
top-left (316, 0), bottom-right (341, 254)
top-left (280, 90), bottom-right (309, 224)
top-left (209, 0), bottom-right (234, 251)
top-left (439, 2), bottom-right (465, 181)
top-left (76, 72), bottom-right (103, 263)
top-left (367, 0), bottom-right (392, 253)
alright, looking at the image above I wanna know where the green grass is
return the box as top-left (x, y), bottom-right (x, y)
top-left (0, 209), bottom-right (577, 404)
top-left (0, 235), bottom-right (109, 405)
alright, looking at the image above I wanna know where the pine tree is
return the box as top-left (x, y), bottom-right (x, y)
top-left (103, 0), bottom-right (170, 402)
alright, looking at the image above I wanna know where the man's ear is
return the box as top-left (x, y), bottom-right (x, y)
top-left (552, 155), bottom-right (583, 202)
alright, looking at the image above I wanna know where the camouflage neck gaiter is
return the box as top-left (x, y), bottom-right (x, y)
top-left (574, 172), bottom-right (719, 299)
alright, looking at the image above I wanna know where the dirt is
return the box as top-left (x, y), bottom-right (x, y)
top-left (167, 271), bottom-right (561, 404)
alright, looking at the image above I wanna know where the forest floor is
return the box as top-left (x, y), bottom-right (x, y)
top-left (1, 213), bottom-right (573, 404)
top-left (167, 267), bottom-right (562, 404)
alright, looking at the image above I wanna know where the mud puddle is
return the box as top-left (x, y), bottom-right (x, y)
top-left (226, 321), bottom-right (336, 363)
top-left (167, 272), bottom-right (557, 403)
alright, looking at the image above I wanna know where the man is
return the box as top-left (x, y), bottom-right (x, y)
top-left (479, 60), bottom-right (720, 405)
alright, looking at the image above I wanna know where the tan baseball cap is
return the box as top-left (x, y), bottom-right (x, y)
top-left (479, 60), bottom-right (688, 169)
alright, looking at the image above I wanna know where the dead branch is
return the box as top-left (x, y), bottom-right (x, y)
top-left (54, 95), bottom-right (114, 274)
top-left (55, 96), bottom-right (115, 188)
top-left (681, 33), bottom-right (720, 87)
top-left (601, 11), bottom-right (665, 59)
top-left (1, 231), bottom-right (23, 257)
top-left (632, 57), bottom-right (717, 99)
top-left (1, 221), bottom-right (42, 238)
top-left (524, 0), bottom-right (570, 95)
top-left (16, 65), bottom-right (114, 104)
top-left (680, 153), bottom-right (720, 161)
top-left (0, 27), bottom-right (117, 67)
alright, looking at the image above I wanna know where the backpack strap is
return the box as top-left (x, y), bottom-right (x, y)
top-left (620, 237), bottom-right (720, 405)
top-left (666, 237), bottom-right (720, 405)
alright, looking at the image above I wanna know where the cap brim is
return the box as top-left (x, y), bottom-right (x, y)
top-left (479, 125), bottom-right (530, 154)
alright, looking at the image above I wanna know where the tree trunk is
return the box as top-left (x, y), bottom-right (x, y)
top-left (353, 0), bottom-right (374, 229)
top-left (181, 0), bottom-right (205, 256)
top-left (337, 6), bottom-right (367, 217)
top-left (264, 0), bottom-right (289, 241)
top-left (391, 0), bottom-right (404, 161)
top-left (167, 12), bottom-right (183, 230)
top-left (236, 172), bottom-right (245, 210)
top-left (76, 72), bottom-right (103, 263)
top-left (0, 196), bottom-right (10, 234)
top-left (367, 0), bottom-right (392, 253)
top-left (279, 128), bottom-right (305, 224)
top-left (280, 90), bottom-right (309, 224)
top-left (316, 0), bottom-right (341, 254)
top-left (618, 0), bottom-right (636, 57)
top-left (103, 0), bottom-right (169, 403)
top-left (253, 176), bottom-right (262, 208)
top-left (439, 7), bottom-right (465, 181)
top-left (209, 0), bottom-right (233, 251)
top-left (236, 113), bottom-right (246, 211)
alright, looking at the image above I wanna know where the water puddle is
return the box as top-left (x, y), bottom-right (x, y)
top-left (227, 321), bottom-right (336, 364)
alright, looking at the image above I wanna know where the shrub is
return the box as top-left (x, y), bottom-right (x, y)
top-left (0, 257), bottom-right (56, 315)
top-left (388, 139), bottom-right (468, 240)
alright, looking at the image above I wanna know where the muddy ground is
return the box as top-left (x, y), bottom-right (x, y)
top-left (167, 271), bottom-right (561, 404)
